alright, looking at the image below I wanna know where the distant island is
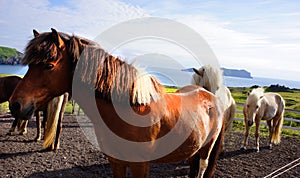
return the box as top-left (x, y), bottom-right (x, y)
top-left (182, 67), bottom-right (253, 79)
top-left (0, 46), bottom-right (23, 65)
top-left (221, 67), bottom-right (252, 79)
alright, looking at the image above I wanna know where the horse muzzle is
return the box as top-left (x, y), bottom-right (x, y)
top-left (247, 119), bottom-right (254, 126)
top-left (9, 101), bottom-right (34, 120)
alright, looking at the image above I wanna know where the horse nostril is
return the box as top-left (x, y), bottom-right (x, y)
top-left (10, 102), bottom-right (21, 116)
top-left (248, 120), bottom-right (253, 126)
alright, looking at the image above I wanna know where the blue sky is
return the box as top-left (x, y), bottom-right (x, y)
top-left (0, 0), bottom-right (299, 81)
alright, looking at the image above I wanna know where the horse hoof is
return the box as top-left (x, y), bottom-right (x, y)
top-left (240, 146), bottom-right (246, 150)
top-left (255, 148), bottom-right (260, 152)
top-left (44, 147), bottom-right (54, 152)
top-left (6, 132), bottom-right (13, 136)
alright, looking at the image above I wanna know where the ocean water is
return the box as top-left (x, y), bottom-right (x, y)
top-left (0, 65), bottom-right (28, 76)
top-left (1, 65), bottom-right (300, 89)
top-left (223, 76), bottom-right (300, 89)
top-left (146, 67), bottom-right (300, 89)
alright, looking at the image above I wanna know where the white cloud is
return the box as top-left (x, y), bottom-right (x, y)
top-left (0, 0), bottom-right (148, 51)
top-left (1, 0), bottom-right (299, 81)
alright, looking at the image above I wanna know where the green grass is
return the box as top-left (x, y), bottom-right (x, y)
top-left (0, 102), bottom-right (9, 113)
top-left (0, 46), bottom-right (19, 57)
top-left (232, 120), bottom-right (300, 138)
top-left (164, 86), bottom-right (178, 93)
top-left (0, 74), bottom-right (23, 78)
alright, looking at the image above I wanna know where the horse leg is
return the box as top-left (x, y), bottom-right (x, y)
top-left (71, 99), bottom-right (75, 115)
top-left (54, 93), bottom-right (68, 150)
top-left (108, 158), bottom-right (127, 178)
top-left (198, 136), bottom-right (220, 178)
top-left (19, 120), bottom-right (28, 135)
top-left (241, 122), bottom-right (250, 150)
top-left (267, 120), bottom-right (272, 149)
top-left (188, 153), bottom-right (200, 178)
top-left (130, 162), bottom-right (149, 178)
top-left (53, 116), bottom-right (62, 150)
top-left (35, 111), bottom-right (42, 141)
top-left (254, 120), bottom-right (260, 152)
top-left (7, 118), bottom-right (19, 135)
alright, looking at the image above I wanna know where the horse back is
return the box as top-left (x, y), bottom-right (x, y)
top-left (0, 76), bottom-right (22, 103)
top-left (263, 92), bottom-right (285, 116)
top-left (175, 85), bottom-right (222, 134)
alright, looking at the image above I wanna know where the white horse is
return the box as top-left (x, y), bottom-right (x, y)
top-left (242, 88), bottom-right (285, 151)
top-left (192, 65), bottom-right (236, 132)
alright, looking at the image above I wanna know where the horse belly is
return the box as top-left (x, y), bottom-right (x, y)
top-left (153, 131), bottom-right (203, 163)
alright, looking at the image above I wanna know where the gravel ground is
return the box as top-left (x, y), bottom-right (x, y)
top-left (0, 114), bottom-right (299, 177)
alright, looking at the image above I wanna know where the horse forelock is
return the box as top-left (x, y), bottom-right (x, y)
top-left (202, 65), bottom-right (223, 93)
top-left (192, 65), bottom-right (223, 94)
top-left (22, 32), bottom-right (72, 65)
top-left (247, 88), bottom-right (265, 105)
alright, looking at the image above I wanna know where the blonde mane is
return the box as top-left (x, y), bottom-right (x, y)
top-left (246, 87), bottom-right (265, 105)
top-left (249, 88), bottom-right (264, 98)
top-left (192, 65), bottom-right (223, 94)
top-left (75, 43), bottom-right (164, 105)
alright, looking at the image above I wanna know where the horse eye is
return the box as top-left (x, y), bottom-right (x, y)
top-left (256, 105), bottom-right (259, 109)
top-left (45, 64), bottom-right (54, 70)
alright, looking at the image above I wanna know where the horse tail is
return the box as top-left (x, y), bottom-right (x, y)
top-left (224, 99), bottom-right (236, 132)
top-left (43, 95), bottom-right (64, 149)
top-left (272, 98), bottom-right (285, 145)
top-left (204, 118), bottom-right (225, 178)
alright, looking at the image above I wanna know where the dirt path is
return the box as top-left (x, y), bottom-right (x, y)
top-left (0, 114), bottom-right (299, 177)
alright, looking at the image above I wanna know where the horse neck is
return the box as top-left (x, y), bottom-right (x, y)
top-left (205, 79), bottom-right (219, 94)
top-left (203, 66), bottom-right (223, 94)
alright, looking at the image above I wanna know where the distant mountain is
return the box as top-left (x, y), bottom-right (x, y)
top-left (221, 67), bottom-right (252, 78)
top-left (182, 67), bottom-right (252, 79)
top-left (0, 46), bottom-right (23, 65)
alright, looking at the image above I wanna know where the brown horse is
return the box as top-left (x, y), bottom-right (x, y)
top-left (0, 76), bottom-right (21, 103)
top-left (9, 29), bottom-right (225, 178)
top-left (0, 76), bottom-right (28, 135)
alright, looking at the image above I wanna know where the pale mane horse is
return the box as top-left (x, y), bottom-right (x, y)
top-left (242, 88), bottom-right (285, 152)
top-left (192, 65), bottom-right (236, 132)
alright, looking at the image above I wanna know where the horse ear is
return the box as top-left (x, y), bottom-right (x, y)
top-left (193, 68), bottom-right (204, 77)
top-left (51, 28), bottom-right (64, 49)
top-left (33, 29), bottom-right (39, 37)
